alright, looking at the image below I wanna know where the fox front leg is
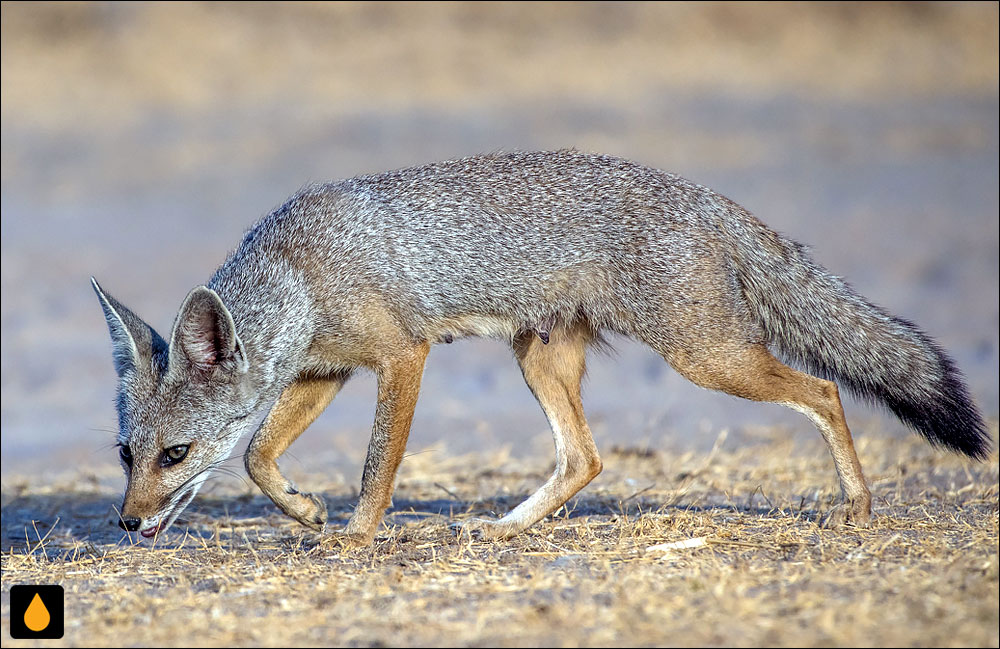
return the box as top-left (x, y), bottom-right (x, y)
top-left (245, 374), bottom-right (349, 529)
top-left (342, 342), bottom-right (429, 545)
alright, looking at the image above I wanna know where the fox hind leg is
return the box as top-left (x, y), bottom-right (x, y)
top-left (463, 321), bottom-right (603, 539)
top-left (662, 341), bottom-right (871, 527)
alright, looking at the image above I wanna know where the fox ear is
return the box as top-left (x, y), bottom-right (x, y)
top-left (92, 278), bottom-right (167, 377)
top-left (169, 286), bottom-right (248, 379)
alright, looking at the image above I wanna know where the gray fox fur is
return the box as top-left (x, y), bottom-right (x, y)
top-left (93, 149), bottom-right (989, 542)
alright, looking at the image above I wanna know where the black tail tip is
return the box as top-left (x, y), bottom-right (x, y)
top-left (948, 418), bottom-right (992, 461)
top-left (888, 379), bottom-right (992, 461)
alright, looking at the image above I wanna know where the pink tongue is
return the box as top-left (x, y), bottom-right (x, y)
top-left (140, 525), bottom-right (160, 538)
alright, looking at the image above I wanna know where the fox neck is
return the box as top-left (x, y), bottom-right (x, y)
top-left (207, 258), bottom-right (316, 406)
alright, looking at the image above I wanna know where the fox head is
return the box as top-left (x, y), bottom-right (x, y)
top-left (92, 279), bottom-right (257, 538)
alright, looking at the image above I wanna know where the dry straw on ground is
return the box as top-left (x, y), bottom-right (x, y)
top-left (3, 431), bottom-right (997, 647)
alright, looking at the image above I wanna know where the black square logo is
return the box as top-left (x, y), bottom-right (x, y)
top-left (9, 585), bottom-right (64, 639)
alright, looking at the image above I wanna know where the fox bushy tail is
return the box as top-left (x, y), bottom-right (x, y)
top-left (729, 216), bottom-right (989, 459)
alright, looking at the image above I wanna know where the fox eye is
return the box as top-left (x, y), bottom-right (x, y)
top-left (161, 445), bottom-right (190, 467)
top-left (119, 445), bottom-right (133, 466)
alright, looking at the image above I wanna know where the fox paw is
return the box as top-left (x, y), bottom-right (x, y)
top-left (822, 502), bottom-right (872, 529)
top-left (321, 531), bottom-right (372, 550)
top-left (281, 491), bottom-right (328, 531)
top-left (452, 517), bottom-right (519, 540)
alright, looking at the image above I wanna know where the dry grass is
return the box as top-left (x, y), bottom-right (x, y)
top-left (2, 431), bottom-right (997, 647)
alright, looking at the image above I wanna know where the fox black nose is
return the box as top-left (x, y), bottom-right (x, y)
top-left (119, 517), bottom-right (141, 532)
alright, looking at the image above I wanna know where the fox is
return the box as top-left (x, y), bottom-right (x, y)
top-left (93, 149), bottom-right (989, 543)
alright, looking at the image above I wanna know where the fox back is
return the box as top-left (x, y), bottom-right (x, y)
top-left (220, 151), bottom-right (740, 345)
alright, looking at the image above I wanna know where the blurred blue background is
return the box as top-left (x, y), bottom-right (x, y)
top-left (2, 3), bottom-right (996, 478)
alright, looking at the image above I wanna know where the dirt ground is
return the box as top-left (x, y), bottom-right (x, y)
top-left (2, 434), bottom-right (998, 647)
top-left (2, 3), bottom-right (998, 647)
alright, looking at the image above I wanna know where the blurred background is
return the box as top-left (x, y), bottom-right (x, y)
top-left (2, 2), bottom-right (997, 482)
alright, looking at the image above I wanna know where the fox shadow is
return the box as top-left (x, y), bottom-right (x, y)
top-left (0, 487), bottom-right (825, 554)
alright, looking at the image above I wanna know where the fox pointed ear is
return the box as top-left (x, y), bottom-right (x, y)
top-left (168, 286), bottom-right (249, 379)
top-left (92, 278), bottom-right (168, 377)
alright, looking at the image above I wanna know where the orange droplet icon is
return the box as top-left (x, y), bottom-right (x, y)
top-left (24, 592), bottom-right (51, 632)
